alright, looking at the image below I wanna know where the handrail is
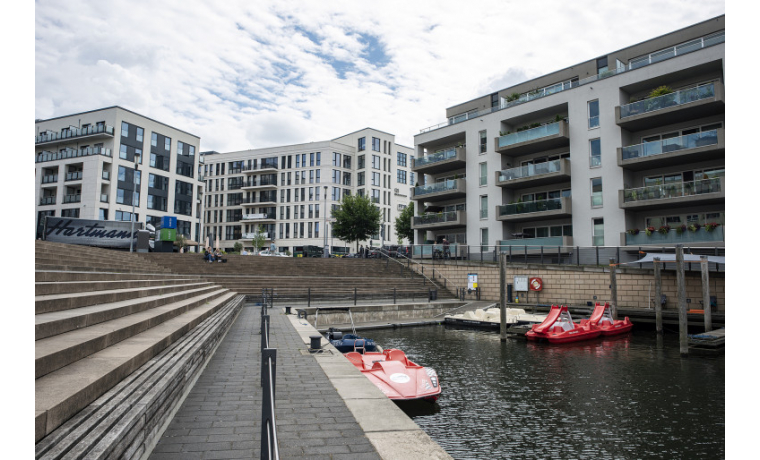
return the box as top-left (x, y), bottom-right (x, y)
top-left (376, 248), bottom-right (462, 295)
top-left (260, 292), bottom-right (279, 460)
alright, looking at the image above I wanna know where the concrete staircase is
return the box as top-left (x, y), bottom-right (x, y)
top-left (34, 241), bottom-right (243, 456)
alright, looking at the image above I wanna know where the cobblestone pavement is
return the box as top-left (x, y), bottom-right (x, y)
top-left (150, 304), bottom-right (381, 459)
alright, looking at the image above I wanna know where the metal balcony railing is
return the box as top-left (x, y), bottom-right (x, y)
top-left (622, 178), bottom-right (722, 203)
top-left (498, 198), bottom-right (563, 216)
top-left (414, 179), bottom-right (458, 197)
top-left (36, 147), bottom-right (112, 163)
top-left (497, 159), bottom-right (562, 181)
top-left (413, 148), bottom-right (459, 168)
top-left (497, 122), bottom-right (561, 149)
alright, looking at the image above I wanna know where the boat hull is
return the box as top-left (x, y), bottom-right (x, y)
top-left (344, 350), bottom-right (441, 402)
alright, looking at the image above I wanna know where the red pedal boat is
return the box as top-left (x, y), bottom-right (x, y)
top-left (344, 349), bottom-right (441, 402)
top-left (526, 305), bottom-right (601, 344)
top-left (581, 302), bottom-right (633, 336)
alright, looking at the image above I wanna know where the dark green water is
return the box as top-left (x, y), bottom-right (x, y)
top-left (368, 325), bottom-right (724, 460)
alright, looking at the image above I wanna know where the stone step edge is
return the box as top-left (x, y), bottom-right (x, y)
top-left (34, 292), bottom-right (242, 447)
top-left (34, 294), bottom-right (243, 459)
top-left (34, 279), bottom-right (210, 296)
top-left (35, 281), bottom-right (216, 303)
top-left (35, 285), bottom-right (225, 340)
top-left (35, 288), bottom-right (230, 378)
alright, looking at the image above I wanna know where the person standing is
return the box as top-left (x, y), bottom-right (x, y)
top-left (443, 238), bottom-right (450, 259)
top-left (359, 245), bottom-right (364, 258)
top-left (270, 239), bottom-right (277, 255)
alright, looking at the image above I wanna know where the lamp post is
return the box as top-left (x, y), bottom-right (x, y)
top-left (323, 185), bottom-right (328, 258)
top-left (130, 153), bottom-right (140, 253)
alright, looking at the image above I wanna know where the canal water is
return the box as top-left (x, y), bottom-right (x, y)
top-left (368, 325), bottom-right (724, 460)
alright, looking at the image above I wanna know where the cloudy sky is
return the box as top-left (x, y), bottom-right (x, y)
top-left (33, 0), bottom-right (725, 152)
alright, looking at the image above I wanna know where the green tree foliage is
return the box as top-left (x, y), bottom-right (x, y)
top-left (251, 225), bottom-right (267, 254)
top-left (233, 242), bottom-right (243, 254)
top-left (331, 194), bottom-right (381, 251)
top-left (394, 202), bottom-right (414, 243)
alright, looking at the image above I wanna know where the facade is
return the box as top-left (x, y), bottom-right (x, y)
top-left (201, 128), bottom-right (414, 254)
top-left (413, 15), bottom-right (725, 253)
top-left (35, 106), bottom-right (204, 245)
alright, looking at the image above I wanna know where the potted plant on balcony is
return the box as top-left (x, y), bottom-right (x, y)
top-left (688, 223), bottom-right (701, 232)
top-left (506, 92), bottom-right (520, 102)
top-left (658, 225), bottom-right (671, 235)
top-left (705, 222), bottom-right (720, 232)
top-left (676, 224), bottom-right (687, 235)
top-left (645, 226), bottom-right (656, 236)
top-left (646, 85), bottom-right (675, 111)
top-left (627, 228), bottom-right (640, 235)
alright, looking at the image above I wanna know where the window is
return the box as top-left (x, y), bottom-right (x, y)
top-left (590, 138), bottom-right (601, 167)
top-left (358, 155), bottom-right (365, 169)
top-left (151, 133), bottom-right (157, 147)
top-left (480, 195), bottom-right (488, 219)
top-left (136, 127), bottom-right (143, 143)
top-left (479, 162), bottom-right (487, 186)
top-left (310, 153), bottom-right (315, 166)
top-left (358, 137), bottom-right (366, 151)
top-left (490, 93), bottom-right (499, 108)
top-left (588, 100), bottom-right (600, 129)
top-left (397, 152), bottom-right (407, 167)
top-left (358, 172), bottom-right (365, 186)
top-left (397, 170), bottom-right (407, 184)
top-left (592, 218), bottom-right (604, 246)
top-left (147, 194), bottom-right (167, 211)
top-left (480, 228), bottom-right (489, 251)
top-left (372, 155), bottom-right (380, 169)
top-left (371, 189), bottom-right (380, 203)
top-left (480, 130), bottom-right (487, 154)
top-left (177, 141), bottom-right (185, 156)
top-left (372, 137), bottom-right (380, 152)
top-left (333, 152), bottom-right (341, 166)
top-left (591, 177), bottom-right (603, 207)
top-left (372, 172), bottom-right (381, 186)
top-left (120, 145), bottom-right (128, 160)
top-left (121, 122), bottom-right (128, 138)
top-left (165, 137), bottom-right (171, 151)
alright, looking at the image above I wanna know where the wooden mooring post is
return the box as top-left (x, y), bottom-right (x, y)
top-left (500, 253), bottom-right (507, 342)
top-left (701, 256), bottom-right (712, 332)
top-left (676, 245), bottom-right (688, 356)
top-left (609, 258), bottom-right (618, 320)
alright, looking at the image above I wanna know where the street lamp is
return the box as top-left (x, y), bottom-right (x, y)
top-left (323, 185), bottom-right (328, 258)
top-left (130, 153), bottom-right (141, 253)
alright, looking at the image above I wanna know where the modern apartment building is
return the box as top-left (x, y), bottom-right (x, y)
top-left (412, 15), bottom-right (725, 254)
top-left (35, 106), bottom-right (204, 244)
top-left (201, 128), bottom-right (414, 254)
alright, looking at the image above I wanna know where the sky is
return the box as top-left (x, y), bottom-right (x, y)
top-left (32, 0), bottom-right (727, 152)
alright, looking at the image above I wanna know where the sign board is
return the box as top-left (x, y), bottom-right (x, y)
top-left (529, 277), bottom-right (543, 291)
top-left (514, 275), bottom-right (529, 292)
top-left (467, 273), bottom-right (478, 291)
top-left (43, 217), bottom-right (143, 249)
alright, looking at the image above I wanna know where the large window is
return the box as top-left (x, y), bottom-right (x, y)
top-left (588, 100), bottom-right (600, 129)
top-left (591, 177), bottom-right (603, 207)
top-left (358, 137), bottom-right (366, 151)
top-left (372, 137), bottom-right (380, 152)
top-left (480, 130), bottom-right (487, 153)
top-left (397, 170), bottom-right (407, 184)
top-left (372, 155), bottom-right (380, 170)
top-left (590, 138), bottom-right (601, 167)
top-left (397, 152), bottom-right (407, 167)
top-left (592, 218), bottom-right (604, 246)
top-left (480, 195), bottom-right (488, 219)
top-left (479, 162), bottom-right (487, 186)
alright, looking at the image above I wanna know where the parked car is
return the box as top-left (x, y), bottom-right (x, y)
top-left (258, 249), bottom-right (287, 257)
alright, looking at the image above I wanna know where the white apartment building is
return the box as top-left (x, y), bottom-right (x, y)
top-left (412, 15), bottom-right (725, 255)
top-left (35, 106), bottom-right (204, 244)
top-left (201, 128), bottom-right (414, 254)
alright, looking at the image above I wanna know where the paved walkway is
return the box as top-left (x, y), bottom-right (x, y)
top-left (149, 304), bottom-right (381, 459)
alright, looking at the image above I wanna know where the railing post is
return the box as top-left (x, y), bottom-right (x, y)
top-left (558, 246), bottom-right (561, 265)
top-left (509, 245), bottom-right (512, 263)
top-left (394, 288), bottom-right (396, 304)
top-left (524, 245), bottom-right (527, 264)
top-left (577, 246), bottom-right (580, 266)
top-left (596, 246), bottom-right (600, 266)
top-left (260, 315), bottom-right (270, 359)
top-left (354, 287), bottom-right (357, 305)
top-left (260, 348), bottom-right (278, 460)
top-left (308, 288), bottom-right (311, 308)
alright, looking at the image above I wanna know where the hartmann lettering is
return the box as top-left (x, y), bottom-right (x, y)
top-left (43, 217), bottom-right (143, 249)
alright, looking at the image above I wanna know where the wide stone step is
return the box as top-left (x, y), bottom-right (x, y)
top-left (35, 271), bottom-right (201, 283)
top-left (34, 290), bottom-right (237, 443)
top-left (35, 288), bottom-right (230, 378)
top-left (35, 278), bottom-right (204, 296)
top-left (35, 282), bottom-right (215, 314)
top-left (36, 285), bottom-right (223, 339)
top-left (35, 263), bottom-right (166, 274)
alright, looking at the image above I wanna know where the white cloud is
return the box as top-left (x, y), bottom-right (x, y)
top-left (35, 0), bottom-right (726, 150)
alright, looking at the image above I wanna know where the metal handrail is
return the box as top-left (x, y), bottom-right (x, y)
top-left (376, 248), bottom-right (462, 295)
top-left (260, 291), bottom-right (279, 460)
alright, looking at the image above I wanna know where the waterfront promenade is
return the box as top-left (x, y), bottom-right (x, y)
top-left (150, 304), bottom-right (452, 459)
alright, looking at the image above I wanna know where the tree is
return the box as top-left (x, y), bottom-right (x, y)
top-left (251, 225), bottom-right (267, 255)
top-left (175, 233), bottom-right (187, 253)
top-left (394, 202), bottom-right (414, 243)
top-left (331, 194), bottom-right (381, 251)
top-left (233, 242), bottom-right (243, 254)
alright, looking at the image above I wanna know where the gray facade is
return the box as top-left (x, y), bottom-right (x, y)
top-left (413, 15), bottom-right (725, 251)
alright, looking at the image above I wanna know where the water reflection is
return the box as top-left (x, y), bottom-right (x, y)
top-left (368, 326), bottom-right (724, 460)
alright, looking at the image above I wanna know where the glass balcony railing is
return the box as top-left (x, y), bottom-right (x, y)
top-left (621, 130), bottom-right (719, 161)
top-left (414, 179), bottom-right (458, 197)
top-left (413, 148), bottom-right (459, 168)
top-left (63, 194), bottom-right (81, 204)
top-left (100, 194), bottom-right (109, 203)
top-left (39, 196), bottom-right (56, 205)
top-left (497, 236), bottom-right (565, 248)
top-left (35, 124), bottom-right (115, 144)
top-left (623, 178), bottom-right (722, 203)
top-left (243, 212), bottom-right (276, 220)
top-left (42, 174), bottom-right (58, 184)
top-left (620, 83), bottom-right (716, 119)
top-left (497, 159), bottom-right (562, 182)
top-left (102, 171), bottom-right (110, 180)
top-left (497, 122), bottom-right (561, 149)
top-left (36, 147), bottom-right (112, 163)
top-left (625, 226), bottom-right (724, 245)
top-left (413, 211), bottom-right (461, 226)
top-left (497, 198), bottom-right (563, 216)
top-left (65, 171), bottom-right (83, 181)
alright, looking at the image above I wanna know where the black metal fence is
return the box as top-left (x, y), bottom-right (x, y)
top-left (252, 287), bottom-right (447, 307)
top-left (260, 293), bottom-right (279, 460)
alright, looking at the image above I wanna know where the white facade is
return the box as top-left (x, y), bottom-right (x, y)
top-left (201, 128), bottom-right (414, 254)
top-left (413, 16), bottom-right (725, 251)
top-left (35, 106), bottom-right (204, 244)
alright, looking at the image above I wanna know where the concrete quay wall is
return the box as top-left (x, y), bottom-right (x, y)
top-left (418, 262), bottom-right (725, 311)
top-left (297, 301), bottom-right (465, 328)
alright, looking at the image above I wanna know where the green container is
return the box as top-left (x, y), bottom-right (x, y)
top-left (158, 228), bottom-right (176, 242)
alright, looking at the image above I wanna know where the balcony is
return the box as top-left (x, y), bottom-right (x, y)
top-left (411, 210), bottom-right (467, 230)
top-left (242, 176), bottom-right (278, 190)
top-left (621, 226), bottom-right (724, 247)
top-left (102, 171), bottom-right (111, 181)
top-left (619, 177), bottom-right (724, 210)
top-left (412, 178), bottom-right (466, 202)
top-left (616, 82), bottom-right (724, 131)
top-left (39, 196), bottom-right (56, 206)
top-left (497, 236), bottom-right (574, 250)
top-left (65, 171), bottom-right (83, 182)
top-left (243, 161), bottom-right (278, 174)
top-left (618, 129), bottom-right (723, 170)
top-left (495, 159), bottom-right (571, 188)
top-left (36, 147), bottom-right (112, 163)
top-left (495, 120), bottom-right (569, 156)
top-left (41, 174), bottom-right (58, 184)
top-left (63, 194), bottom-right (82, 204)
top-left (35, 124), bottom-right (115, 146)
top-left (100, 194), bottom-right (109, 203)
top-left (411, 147), bottom-right (466, 175)
top-left (496, 197), bottom-right (572, 223)
top-left (242, 232), bottom-right (269, 239)
top-left (241, 212), bottom-right (276, 222)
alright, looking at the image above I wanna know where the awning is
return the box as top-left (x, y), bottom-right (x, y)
top-left (175, 239), bottom-right (199, 246)
top-left (621, 253), bottom-right (725, 265)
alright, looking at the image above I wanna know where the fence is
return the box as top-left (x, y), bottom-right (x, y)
top-left (260, 291), bottom-right (279, 460)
